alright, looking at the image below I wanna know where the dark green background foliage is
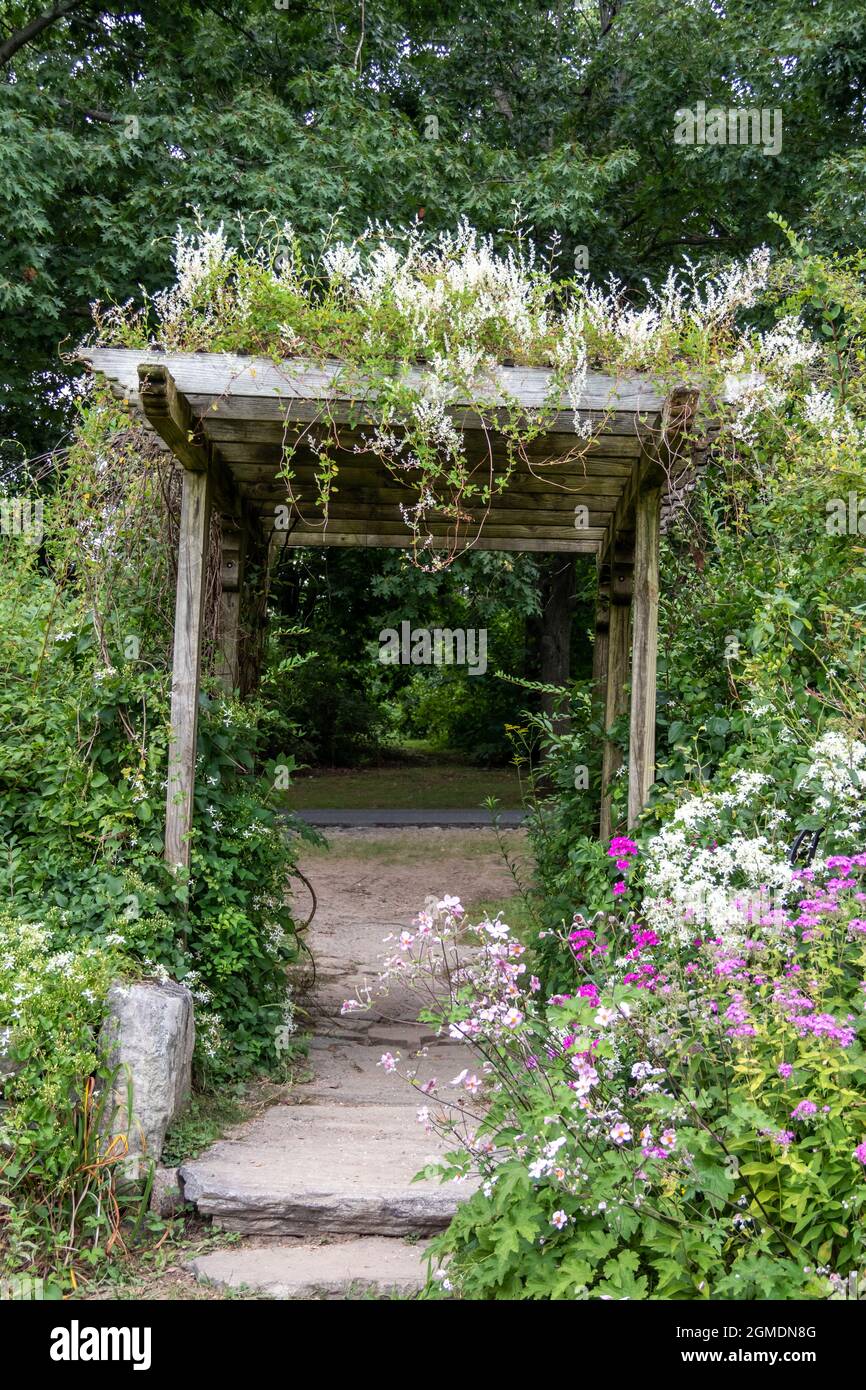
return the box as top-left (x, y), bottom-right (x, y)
top-left (263, 546), bottom-right (550, 764)
top-left (4, 0), bottom-right (866, 454)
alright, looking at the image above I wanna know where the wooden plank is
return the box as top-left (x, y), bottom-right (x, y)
top-left (185, 394), bottom-right (663, 434)
top-left (83, 348), bottom-right (681, 416)
top-left (165, 468), bottom-right (212, 870)
top-left (273, 516), bottom-right (609, 543)
top-left (244, 491), bottom-right (623, 519)
top-left (137, 365), bottom-right (253, 528)
top-left (138, 364), bottom-right (209, 471)
top-left (627, 476), bottom-right (662, 828)
top-left (215, 445), bottom-right (638, 477)
top-left (244, 480), bottom-right (622, 508)
top-left (204, 420), bottom-right (645, 459)
top-left (272, 512), bottom-right (609, 537)
top-left (274, 530), bottom-right (603, 554)
top-left (233, 464), bottom-right (633, 497)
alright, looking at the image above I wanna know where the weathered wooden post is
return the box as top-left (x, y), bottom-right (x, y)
top-left (625, 387), bottom-right (698, 828)
top-left (165, 469), bottom-right (212, 869)
top-left (627, 477), bottom-right (661, 828)
top-left (600, 544), bottom-right (633, 841)
top-left (137, 365), bottom-right (213, 871)
top-left (215, 521), bottom-right (245, 694)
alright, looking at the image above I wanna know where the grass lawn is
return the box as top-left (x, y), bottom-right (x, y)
top-left (283, 751), bottom-right (525, 811)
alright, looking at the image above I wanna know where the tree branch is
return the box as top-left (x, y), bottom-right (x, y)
top-left (0, 0), bottom-right (88, 65)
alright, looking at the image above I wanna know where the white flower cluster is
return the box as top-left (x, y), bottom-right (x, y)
top-left (804, 730), bottom-right (866, 836)
top-left (578, 247), bottom-right (771, 369)
top-left (152, 223), bottom-right (236, 342)
top-left (642, 769), bottom-right (792, 943)
top-left (640, 736), bottom-right (866, 944)
top-left (325, 219), bottom-right (549, 353)
top-left (642, 824), bottom-right (795, 946)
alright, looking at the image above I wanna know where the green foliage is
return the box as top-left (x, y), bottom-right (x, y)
top-left (265, 545), bottom-right (541, 766)
top-left (160, 1087), bottom-right (249, 1168)
top-left (0, 397), bottom-right (306, 1081)
top-left (0, 912), bottom-right (146, 1281)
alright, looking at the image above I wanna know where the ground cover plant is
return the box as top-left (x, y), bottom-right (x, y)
top-left (0, 403), bottom-right (309, 1286)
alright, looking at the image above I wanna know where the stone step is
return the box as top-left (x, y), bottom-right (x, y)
top-left (300, 1038), bottom-right (471, 1106)
top-left (187, 1237), bottom-right (430, 1300)
top-left (179, 1103), bottom-right (470, 1236)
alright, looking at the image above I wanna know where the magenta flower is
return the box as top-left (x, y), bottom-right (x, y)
top-left (608, 836), bottom-right (638, 857)
top-left (791, 1099), bottom-right (817, 1120)
top-left (777, 1062), bottom-right (793, 1079)
top-left (612, 880), bottom-right (627, 897)
top-left (854, 1142), bottom-right (866, 1167)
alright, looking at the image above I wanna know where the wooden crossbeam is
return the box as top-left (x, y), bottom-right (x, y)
top-left (137, 364), bottom-right (254, 530)
top-left (272, 530), bottom-right (603, 555)
top-left (88, 348), bottom-right (682, 419)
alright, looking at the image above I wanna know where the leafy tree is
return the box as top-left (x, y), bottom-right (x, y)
top-left (3, 0), bottom-right (866, 455)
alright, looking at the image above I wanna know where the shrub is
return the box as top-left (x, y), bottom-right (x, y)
top-left (0, 395), bottom-right (309, 1081)
top-left (0, 913), bottom-right (141, 1280)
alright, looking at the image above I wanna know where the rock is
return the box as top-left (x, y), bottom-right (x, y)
top-left (100, 980), bottom-right (194, 1178)
top-left (0, 1055), bottom-right (20, 1087)
top-left (187, 1237), bottom-right (430, 1299)
top-left (150, 1165), bottom-right (186, 1217)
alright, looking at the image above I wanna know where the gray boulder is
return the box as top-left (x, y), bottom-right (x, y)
top-left (100, 980), bottom-right (194, 1178)
top-left (150, 1165), bottom-right (186, 1217)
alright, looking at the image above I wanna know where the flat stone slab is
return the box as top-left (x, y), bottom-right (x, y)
top-left (180, 1103), bottom-right (470, 1235)
top-left (187, 1237), bottom-right (430, 1299)
top-left (300, 1038), bottom-right (474, 1106)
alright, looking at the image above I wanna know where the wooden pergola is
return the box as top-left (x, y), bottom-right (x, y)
top-left (82, 348), bottom-right (722, 867)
